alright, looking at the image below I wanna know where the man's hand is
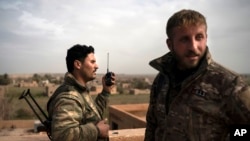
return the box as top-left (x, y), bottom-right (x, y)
top-left (102, 73), bottom-right (116, 93)
top-left (96, 119), bottom-right (109, 138)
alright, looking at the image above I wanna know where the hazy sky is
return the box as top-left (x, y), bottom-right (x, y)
top-left (0, 0), bottom-right (249, 75)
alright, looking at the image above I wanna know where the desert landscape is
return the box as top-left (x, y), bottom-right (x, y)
top-left (0, 73), bottom-right (155, 141)
top-left (1, 73), bottom-right (250, 141)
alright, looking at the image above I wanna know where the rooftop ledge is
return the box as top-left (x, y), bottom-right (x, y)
top-left (0, 128), bottom-right (146, 141)
top-left (0, 103), bottom-right (148, 141)
top-left (109, 128), bottom-right (145, 141)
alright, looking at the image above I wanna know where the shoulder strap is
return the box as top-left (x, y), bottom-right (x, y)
top-left (47, 84), bottom-right (71, 112)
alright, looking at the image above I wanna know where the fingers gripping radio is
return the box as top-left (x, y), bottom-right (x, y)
top-left (105, 52), bottom-right (114, 86)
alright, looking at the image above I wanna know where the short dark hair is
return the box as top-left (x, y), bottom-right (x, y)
top-left (166, 9), bottom-right (207, 39)
top-left (66, 44), bottom-right (95, 73)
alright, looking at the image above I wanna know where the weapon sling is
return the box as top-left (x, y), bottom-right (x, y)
top-left (19, 89), bottom-right (51, 140)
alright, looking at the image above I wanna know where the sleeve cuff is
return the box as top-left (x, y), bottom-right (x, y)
top-left (100, 90), bottom-right (110, 96)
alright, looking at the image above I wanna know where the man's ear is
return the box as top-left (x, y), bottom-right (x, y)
top-left (74, 60), bottom-right (82, 70)
top-left (166, 38), bottom-right (173, 51)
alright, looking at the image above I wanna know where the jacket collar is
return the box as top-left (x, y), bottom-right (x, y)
top-left (149, 47), bottom-right (212, 75)
top-left (64, 72), bottom-right (88, 92)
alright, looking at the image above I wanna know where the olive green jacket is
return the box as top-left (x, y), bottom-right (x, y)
top-left (145, 48), bottom-right (250, 141)
top-left (47, 72), bottom-right (109, 141)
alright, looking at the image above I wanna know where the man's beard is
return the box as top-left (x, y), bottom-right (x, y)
top-left (172, 50), bottom-right (202, 70)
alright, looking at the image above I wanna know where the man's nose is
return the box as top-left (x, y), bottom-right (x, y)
top-left (189, 38), bottom-right (198, 51)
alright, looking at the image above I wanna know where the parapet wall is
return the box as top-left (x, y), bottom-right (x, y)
top-left (109, 128), bottom-right (145, 141)
top-left (0, 104), bottom-right (149, 141)
top-left (109, 103), bottom-right (148, 130)
top-left (0, 127), bottom-right (146, 141)
top-left (0, 120), bottom-right (34, 129)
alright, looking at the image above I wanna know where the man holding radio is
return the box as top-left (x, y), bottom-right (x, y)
top-left (47, 44), bottom-right (115, 141)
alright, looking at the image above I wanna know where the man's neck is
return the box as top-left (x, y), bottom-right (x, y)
top-left (71, 71), bottom-right (87, 86)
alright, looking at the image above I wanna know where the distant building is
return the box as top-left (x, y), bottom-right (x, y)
top-left (0, 85), bottom-right (4, 98)
top-left (121, 83), bottom-right (131, 89)
top-left (129, 88), bottom-right (150, 95)
top-left (45, 84), bottom-right (59, 97)
top-left (18, 80), bottom-right (38, 87)
top-left (46, 83), bottom-right (117, 97)
top-left (41, 80), bottom-right (49, 86)
top-left (144, 77), bottom-right (152, 85)
top-left (89, 85), bottom-right (117, 95)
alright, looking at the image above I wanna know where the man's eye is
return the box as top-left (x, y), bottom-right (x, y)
top-left (180, 37), bottom-right (188, 42)
top-left (196, 34), bottom-right (204, 40)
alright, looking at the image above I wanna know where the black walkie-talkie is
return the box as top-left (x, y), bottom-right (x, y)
top-left (105, 52), bottom-right (114, 86)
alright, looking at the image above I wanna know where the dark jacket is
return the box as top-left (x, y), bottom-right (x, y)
top-left (144, 48), bottom-right (250, 141)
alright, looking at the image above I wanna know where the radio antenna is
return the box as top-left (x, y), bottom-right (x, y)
top-left (107, 52), bottom-right (109, 73)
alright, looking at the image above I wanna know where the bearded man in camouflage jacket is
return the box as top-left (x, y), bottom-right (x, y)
top-left (47, 44), bottom-right (115, 141)
top-left (144, 9), bottom-right (250, 141)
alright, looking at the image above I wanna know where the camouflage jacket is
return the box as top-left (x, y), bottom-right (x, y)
top-left (47, 72), bottom-right (109, 141)
top-left (144, 48), bottom-right (250, 141)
